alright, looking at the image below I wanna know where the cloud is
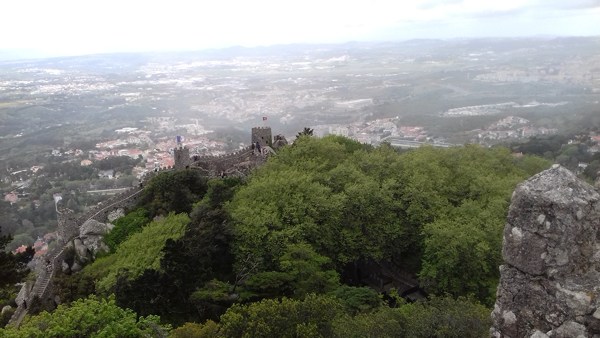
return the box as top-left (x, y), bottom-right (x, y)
top-left (521, 0), bottom-right (600, 11)
top-left (466, 8), bottom-right (524, 18)
top-left (1, 0), bottom-right (599, 57)
top-left (546, 0), bottom-right (600, 10)
top-left (417, 0), bottom-right (464, 10)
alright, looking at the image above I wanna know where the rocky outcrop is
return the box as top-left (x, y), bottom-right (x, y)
top-left (60, 219), bottom-right (113, 274)
top-left (80, 219), bottom-right (113, 257)
top-left (492, 165), bottom-right (600, 338)
top-left (107, 208), bottom-right (125, 222)
top-left (273, 134), bottom-right (288, 149)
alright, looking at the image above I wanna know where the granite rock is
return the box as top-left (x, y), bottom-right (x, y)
top-left (492, 165), bottom-right (600, 337)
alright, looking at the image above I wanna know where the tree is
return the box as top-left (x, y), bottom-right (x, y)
top-left (228, 168), bottom-right (345, 269)
top-left (170, 321), bottom-right (219, 338)
top-left (331, 285), bottom-right (381, 314)
top-left (419, 199), bottom-right (507, 305)
top-left (397, 296), bottom-right (491, 338)
top-left (244, 243), bottom-right (340, 299)
top-left (0, 295), bottom-right (170, 338)
top-left (140, 170), bottom-right (208, 217)
top-left (103, 208), bottom-right (150, 252)
top-left (332, 295), bottom-right (491, 338)
top-left (229, 138), bottom-right (542, 305)
top-left (84, 213), bottom-right (189, 294)
top-left (0, 227), bottom-right (34, 289)
top-left (332, 306), bottom-right (407, 338)
top-left (218, 294), bottom-right (344, 338)
top-left (296, 127), bottom-right (314, 138)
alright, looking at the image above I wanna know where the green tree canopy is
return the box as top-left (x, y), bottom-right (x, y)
top-left (228, 137), bottom-right (548, 304)
top-left (84, 212), bottom-right (189, 293)
top-left (0, 228), bottom-right (34, 289)
top-left (218, 294), bottom-right (344, 338)
top-left (0, 295), bottom-right (170, 338)
top-left (140, 170), bottom-right (208, 217)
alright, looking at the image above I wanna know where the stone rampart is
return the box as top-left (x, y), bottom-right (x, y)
top-left (191, 146), bottom-right (266, 177)
top-left (56, 208), bottom-right (79, 245)
top-left (75, 187), bottom-right (143, 225)
top-left (491, 165), bottom-right (600, 337)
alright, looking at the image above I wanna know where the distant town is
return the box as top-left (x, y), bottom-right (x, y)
top-left (1, 37), bottom-right (600, 254)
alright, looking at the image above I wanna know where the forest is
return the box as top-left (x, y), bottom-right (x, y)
top-left (0, 135), bottom-right (551, 337)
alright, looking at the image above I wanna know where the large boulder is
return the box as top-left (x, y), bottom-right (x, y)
top-left (73, 238), bottom-right (91, 264)
top-left (492, 165), bottom-right (600, 337)
top-left (1, 305), bottom-right (13, 316)
top-left (272, 134), bottom-right (288, 149)
top-left (80, 219), bottom-right (113, 237)
top-left (107, 208), bottom-right (125, 222)
top-left (79, 219), bottom-right (112, 257)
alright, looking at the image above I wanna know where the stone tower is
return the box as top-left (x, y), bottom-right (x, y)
top-left (174, 146), bottom-right (190, 169)
top-left (252, 127), bottom-right (272, 147)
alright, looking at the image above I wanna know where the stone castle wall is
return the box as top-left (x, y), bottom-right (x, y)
top-left (491, 165), bottom-right (600, 338)
top-left (191, 146), bottom-right (266, 177)
top-left (74, 187), bottom-right (143, 224)
top-left (56, 208), bottom-right (79, 246)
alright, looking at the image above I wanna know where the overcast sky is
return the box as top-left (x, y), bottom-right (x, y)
top-left (2, 0), bottom-right (600, 58)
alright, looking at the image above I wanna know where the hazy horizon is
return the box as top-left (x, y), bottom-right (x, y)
top-left (2, 0), bottom-right (600, 60)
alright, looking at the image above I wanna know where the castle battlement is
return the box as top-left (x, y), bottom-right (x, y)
top-left (252, 126), bottom-right (273, 147)
top-left (184, 127), bottom-right (278, 178)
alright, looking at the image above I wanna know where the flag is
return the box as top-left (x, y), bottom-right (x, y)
top-left (262, 116), bottom-right (267, 121)
top-left (176, 135), bottom-right (184, 143)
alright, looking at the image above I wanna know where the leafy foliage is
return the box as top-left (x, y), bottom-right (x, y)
top-left (296, 127), bottom-right (314, 138)
top-left (244, 243), bottom-right (340, 299)
top-left (218, 294), bottom-right (344, 338)
top-left (103, 208), bottom-right (150, 252)
top-left (172, 294), bottom-right (489, 338)
top-left (170, 321), bottom-right (220, 338)
top-left (228, 137), bottom-right (547, 304)
top-left (84, 213), bottom-right (189, 293)
top-left (0, 295), bottom-right (170, 338)
top-left (397, 296), bottom-right (491, 338)
top-left (53, 269), bottom-right (96, 305)
top-left (332, 306), bottom-right (408, 338)
top-left (45, 136), bottom-right (552, 337)
top-left (94, 155), bottom-right (140, 174)
top-left (140, 170), bottom-right (208, 217)
top-left (113, 178), bottom-right (241, 325)
top-left (0, 227), bottom-right (34, 293)
top-left (332, 295), bottom-right (490, 338)
top-left (331, 285), bottom-right (382, 314)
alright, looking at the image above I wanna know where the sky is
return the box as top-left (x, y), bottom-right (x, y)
top-left (1, 0), bottom-right (600, 58)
